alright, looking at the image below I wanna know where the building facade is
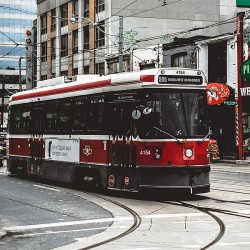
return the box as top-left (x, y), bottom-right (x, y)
top-left (0, 0), bottom-right (37, 130)
top-left (36, 0), bottom-right (249, 81)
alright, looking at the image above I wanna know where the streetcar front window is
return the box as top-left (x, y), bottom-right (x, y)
top-left (140, 91), bottom-right (207, 138)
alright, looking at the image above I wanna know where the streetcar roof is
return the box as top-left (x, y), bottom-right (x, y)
top-left (9, 68), bottom-right (207, 105)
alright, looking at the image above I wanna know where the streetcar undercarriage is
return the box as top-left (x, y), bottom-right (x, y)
top-left (8, 157), bottom-right (210, 194)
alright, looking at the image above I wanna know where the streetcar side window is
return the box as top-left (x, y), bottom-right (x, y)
top-left (45, 101), bottom-right (58, 133)
top-left (88, 96), bottom-right (105, 133)
top-left (73, 98), bottom-right (87, 132)
top-left (58, 99), bottom-right (72, 132)
top-left (10, 105), bottom-right (31, 133)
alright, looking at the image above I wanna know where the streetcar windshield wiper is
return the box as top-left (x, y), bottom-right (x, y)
top-left (152, 126), bottom-right (183, 144)
top-left (198, 127), bottom-right (211, 144)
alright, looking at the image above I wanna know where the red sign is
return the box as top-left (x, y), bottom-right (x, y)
top-left (108, 175), bottom-right (115, 187)
top-left (206, 83), bottom-right (230, 105)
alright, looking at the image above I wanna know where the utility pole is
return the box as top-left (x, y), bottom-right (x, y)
top-left (236, 12), bottom-right (244, 160)
top-left (19, 57), bottom-right (23, 91)
top-left (119, 16), bottom-right (124, 73)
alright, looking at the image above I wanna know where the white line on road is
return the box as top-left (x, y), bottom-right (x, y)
top-left (217, 242), bottom-right (250, 246)
top-left (13, 225), bottom-right (128, 238)
top-left (33, 184), bottom-right (61, 192)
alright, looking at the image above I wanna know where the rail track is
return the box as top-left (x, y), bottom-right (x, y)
top-left (162, 201), bottom-right (226, 250)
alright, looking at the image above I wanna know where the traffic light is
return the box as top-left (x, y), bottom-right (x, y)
top-left (25, 28), bottom-right (33, 89)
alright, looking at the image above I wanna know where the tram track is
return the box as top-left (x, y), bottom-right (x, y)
top-left (162, 201), bottom-right (226, 250)
top-left (1, 177), bottom-right (142, 249)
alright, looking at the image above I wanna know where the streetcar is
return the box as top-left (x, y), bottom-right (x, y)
top-left (8, 68), bottom-right (210, 194)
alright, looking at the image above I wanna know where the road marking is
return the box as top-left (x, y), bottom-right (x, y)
top-left (13, 225), bottom-right (128, 238)
top-left (217, 242), bottom-right (250, 246)
top-left (3, 217), bottom-right (132, 232)
top-left (122, 248), bottom-right (160, 250)
top-left (33, 184), bottom-right (61, 192)
top-left (3, 212), bottom-right (205, 233)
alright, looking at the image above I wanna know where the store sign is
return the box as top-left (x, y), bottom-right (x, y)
top-left (237, 0), bottom-right (250, 7)
top-left (240, 60), bottom-right (250, 79)
top-left (241, 87), bottom-right (250, 96)
top-left (45, 139), bottom-right (80, 163)
top-left (206, 83), bottom-right (230, 105)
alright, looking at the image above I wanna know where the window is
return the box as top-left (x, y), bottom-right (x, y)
top-left (73, 98), bottom-right (87, 132)
top-left (61, 34), bottom-right (68, 57)
top-left (83, 0), bottom-right (89, 18)
top-left (41, 41), bottom-right (47, 62)
top-left (45, 102), bottom-right (58, 132)
top-left (51, 9), bottom-right (56, 31)
top-left (51, 37), bottom-right (56, 60)
top-left (83, 26), bottom-right (89, 50)
top-left (10, 105), bottom-right (31, 133)
top-left (72, 30), bottom-right (78, 54)
top-left (60, 3), bottom-right (68, 27)
top-left (41, 14), bottom-right (47, 35)
top-left (61, 70), bottom-right (68, 76)
top-left (95, 0), bottom-right (105, 13)
top-left (84, 66), bottom-right (89, 74)
top-left (95, 62), bottom-right (105, 75)
top-left (171, 52), bottom-right (188, 68)
top-left (88, 96), bottom-right (105, 132)
top-left (73, 68), bottom-right (78, 76)
top-left (72, 0), bottom-right (78, 15)
top-left (95, 21), bottom-right (105, 47)
top-left (58, 100), bottom-right (72, 132)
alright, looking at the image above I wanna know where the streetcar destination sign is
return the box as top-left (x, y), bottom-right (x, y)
top-left (158, 75), bottom-right (203, 84)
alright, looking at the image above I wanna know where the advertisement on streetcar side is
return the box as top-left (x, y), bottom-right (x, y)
top-left (45, 139), bottom-right (80, 163)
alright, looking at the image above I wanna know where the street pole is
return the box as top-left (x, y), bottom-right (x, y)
top-left (119, 16), bottom-right (123, 73)
top-left (236, 12), bottom-right (244, 160)
top-left (19, 57), bottom-right (23, 91)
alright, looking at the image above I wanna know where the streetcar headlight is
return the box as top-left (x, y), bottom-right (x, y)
top-left (184, 148), bottom-right (193, 158)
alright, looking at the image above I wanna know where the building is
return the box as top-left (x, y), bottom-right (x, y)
top-left (0, 0), bottom-right (37, 130)
top-left (36, 0), bottom-right (249, 81)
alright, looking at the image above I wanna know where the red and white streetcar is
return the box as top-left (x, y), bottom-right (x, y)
top-left (8, 68), bottom-right (210, 194)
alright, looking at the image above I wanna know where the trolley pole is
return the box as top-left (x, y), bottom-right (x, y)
top-left (119, 16), bottom-right (124, 73)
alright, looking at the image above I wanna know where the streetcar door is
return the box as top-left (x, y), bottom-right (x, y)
top-left (29, 105), bottom-right (44, 176)
top-left (107, 102), bottom-right (138, 191)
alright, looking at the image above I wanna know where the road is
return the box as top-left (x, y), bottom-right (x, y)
top-left (0, 162), bottom-right (250, 250)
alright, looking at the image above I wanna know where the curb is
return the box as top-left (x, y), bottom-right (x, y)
top-left (236, 160), bottom-right (250, 166)
top-left (0, 230), bottom-right (6, 239)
